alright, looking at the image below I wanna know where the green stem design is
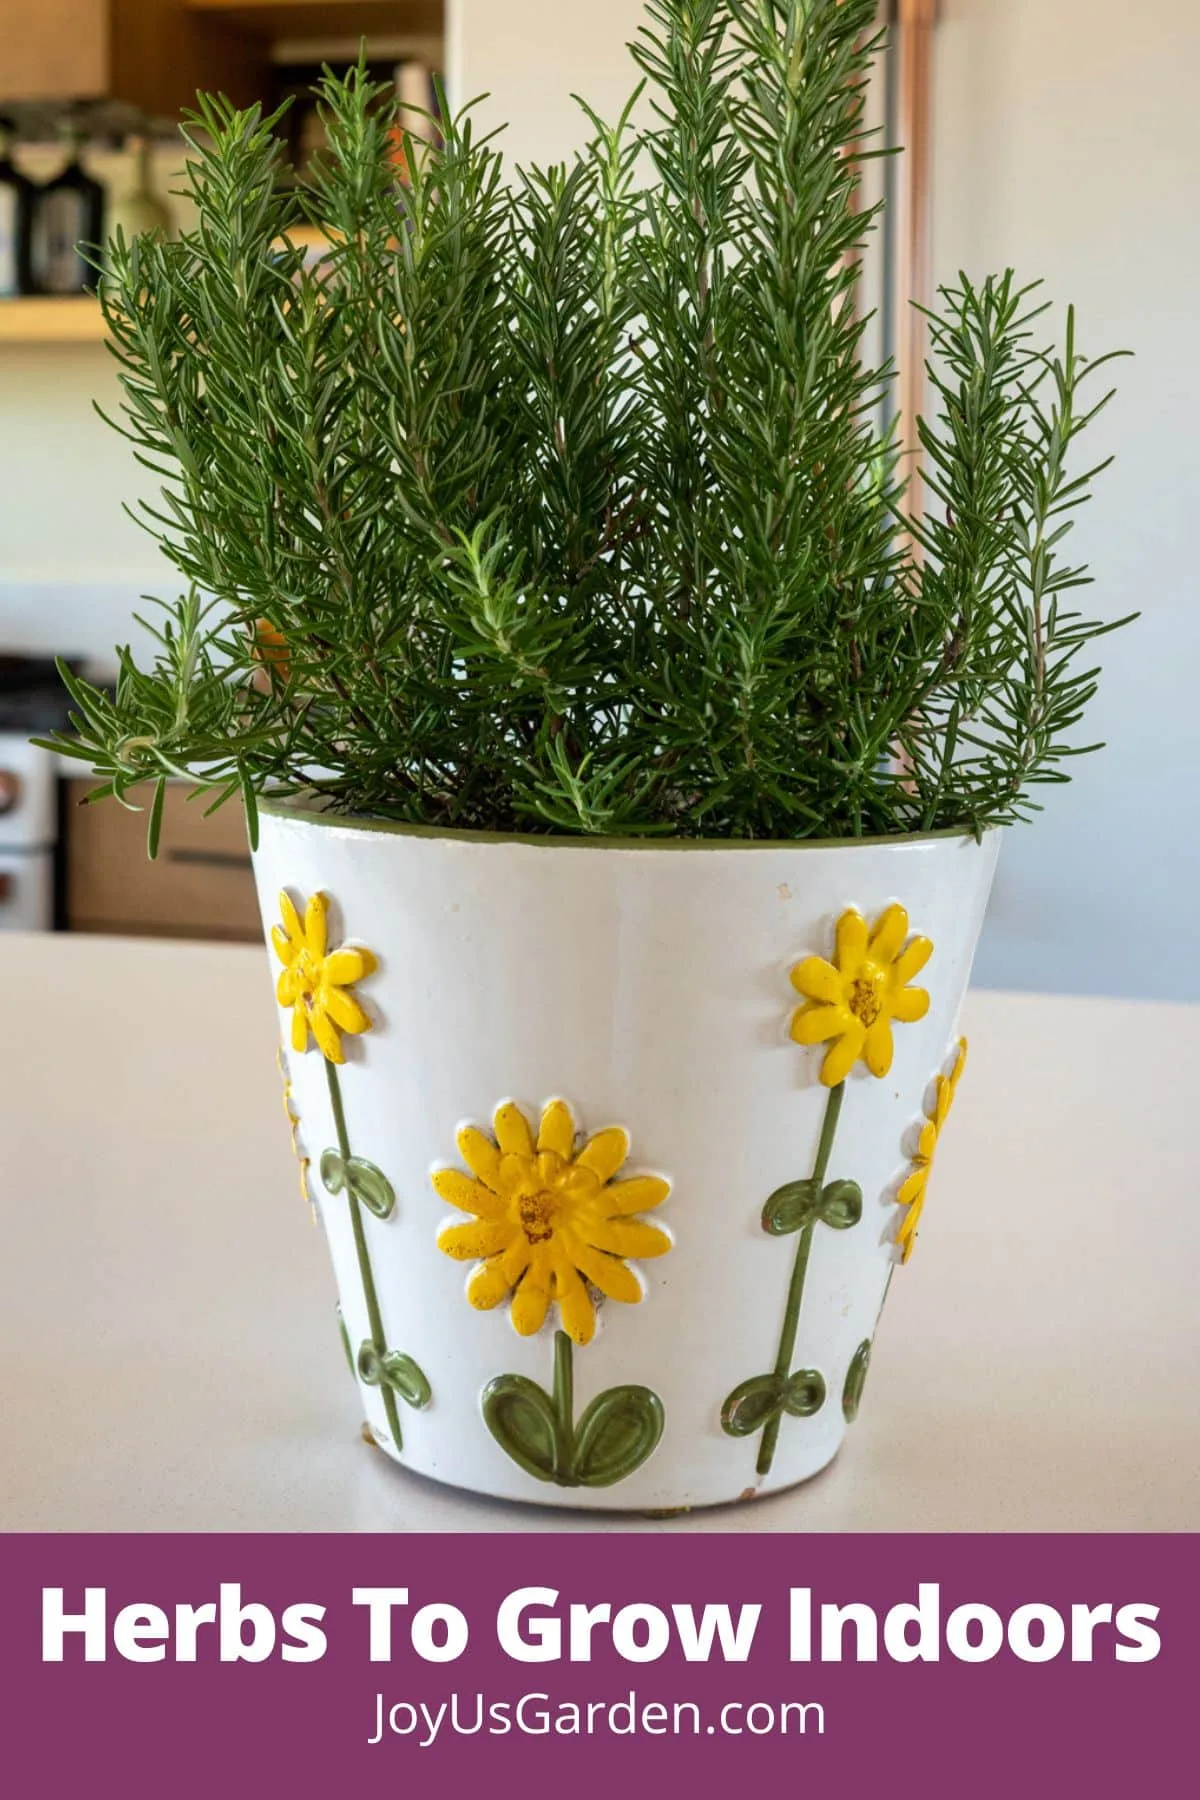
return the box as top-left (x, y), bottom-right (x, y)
top-left (482, 1332), bottom-right (665, 1490)
top-left (553, 1329), bottom-right (574, 1471)
top-left (757, 1082), bottom-right (845, 1478)
top-left (326, 1058), bottom-right (404, 1454)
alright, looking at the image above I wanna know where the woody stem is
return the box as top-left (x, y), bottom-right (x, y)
top-left (326, 1057), bottom-right (403, 1453)
top-left (757, 1081), bottom-right (846, 1479)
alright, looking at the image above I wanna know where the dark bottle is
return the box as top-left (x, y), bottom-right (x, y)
top-left (29, 128), bottom-right (104, 295)
top-left (0, 120), bottom-right (34, 297)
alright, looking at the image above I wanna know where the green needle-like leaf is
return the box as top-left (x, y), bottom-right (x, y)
top-left (39, 6), bottom-right (1130, 847)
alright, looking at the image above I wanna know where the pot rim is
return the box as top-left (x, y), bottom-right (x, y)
top-left (259, 792), bottom-right (999, 855)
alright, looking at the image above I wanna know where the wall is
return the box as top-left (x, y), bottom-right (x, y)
top-left (0, 341), bottom-right (138, 581)
top-left (932, 0), bottom-right (1197, 1000)
top-left (447, 0), bottom-right (649, 169)
top-left (0, 144), bottom-right (196, 664)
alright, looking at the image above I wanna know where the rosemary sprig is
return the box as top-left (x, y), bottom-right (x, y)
top-left (41, 1), bottom-right (1132, 847)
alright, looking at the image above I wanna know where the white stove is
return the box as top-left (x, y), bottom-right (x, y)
top-left (0, 733), bottom-right (55, 929)
top-left (0, 656), bottom-right (70, 930)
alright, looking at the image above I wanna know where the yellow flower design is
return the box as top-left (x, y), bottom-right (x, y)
top-left (271, 890), bottom-right (377, 1064)
top-left (895, 1039), bottom-right (968, 1263)
top-left (433, 1099), bottom-right (671, 1346)
top-left (790, 903), bottom-right (934, 1086)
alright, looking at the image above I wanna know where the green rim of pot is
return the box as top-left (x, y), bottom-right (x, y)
top-left (258, 793), bottom-right (997, 854)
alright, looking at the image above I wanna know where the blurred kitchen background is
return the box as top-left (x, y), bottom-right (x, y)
top-left (0, 2), bottom-right (1193, 999)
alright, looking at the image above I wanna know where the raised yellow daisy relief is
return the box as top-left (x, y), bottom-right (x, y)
top-left (895, 1039), bottom-right (968, 1264)
top-left (271, 889), bottom-right (377, 1064)
top-left (434, 1099), bottom-right (670, 1489)
top-left (790, 903), bottom-right (934, 1086)
top-left (434, 1099), bottom-right (671, 1346)
top-left (724, 898), bottom-right (938, 1481)
top-left (271, 890), bottom-right (431, 1449)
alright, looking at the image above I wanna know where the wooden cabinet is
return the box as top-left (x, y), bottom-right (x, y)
top-left (0, 1), bottom-right (266, 117)
top-left (66, 779), bottom-right (261, 942)
top-left (0, 2), bottom-right (109, 109)
top-left (0, 1), bottom-right (442, 119)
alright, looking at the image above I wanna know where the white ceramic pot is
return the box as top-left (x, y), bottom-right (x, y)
top-left (252, 803), bottom-right (1000, 1512)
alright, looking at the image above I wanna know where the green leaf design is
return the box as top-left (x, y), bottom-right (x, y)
top-left (783, 1369), bottom-right (827, 1417)
top-left (346, 1158), bottom-right (397, 1220)
top-left (722, 1367), bottom-right (827, 1438)
top-left (721, 1374), bottom-right (786, 1437)
top-left (381, 1352), bottom-right (432, 1409)
top-left (842, 1339), bottom-right (872, 1423)
top-left (482, 1375), bottom-right (564, 1485)
top-left (483, 1341), bottom-right (665, 1491)
top-left (819, 1179), bottom-right (863, 1231)
top-left (357, 1342), bottom-right (432, 1409)
top-left (322, 1149), bottom-right (396, 1220)
top-left (761, 1178), bottom-right (820, 1237)
top-left (573, 1386), bottom-right (665, 1489)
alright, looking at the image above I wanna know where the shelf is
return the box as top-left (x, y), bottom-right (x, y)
top-left (0, 297), bottom-right (106, 345)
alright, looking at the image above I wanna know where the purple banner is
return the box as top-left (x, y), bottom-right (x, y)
top-left (3, 1534), bottom-right (1191, 1796)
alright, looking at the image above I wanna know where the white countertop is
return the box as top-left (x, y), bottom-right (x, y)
top-left (1, 930), bottom-right (1196, 1533)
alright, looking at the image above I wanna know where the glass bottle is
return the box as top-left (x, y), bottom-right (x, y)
top-left (0, 119), bottom-right (34, 298)
top-left (29, 124), bottom-right (104, 296)
top-left (106, 133), bottom-right (172, 248)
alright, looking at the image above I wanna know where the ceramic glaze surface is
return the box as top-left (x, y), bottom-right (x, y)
top-left (251, 811), bottom-right (1000, 1511)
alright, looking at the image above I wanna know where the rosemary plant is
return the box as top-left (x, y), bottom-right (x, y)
top-left (46, 0), bottom-right (1131, 846)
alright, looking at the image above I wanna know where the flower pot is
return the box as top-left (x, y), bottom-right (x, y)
top-left (252, 802), bottom-right (1000, 1512)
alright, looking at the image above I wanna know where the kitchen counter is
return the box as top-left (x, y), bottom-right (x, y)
top-left (1, 930), bottom-right (1196, 1533)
